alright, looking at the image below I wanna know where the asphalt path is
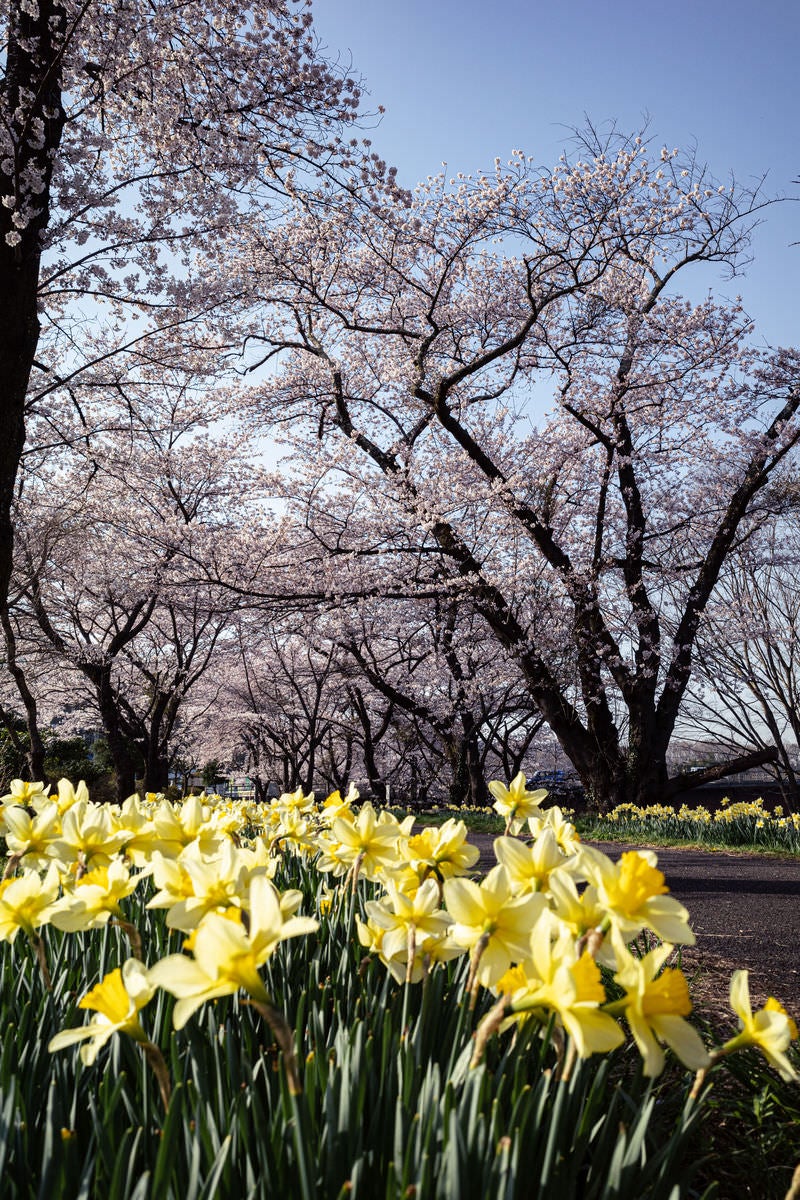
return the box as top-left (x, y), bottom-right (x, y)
top-left (470, 834), bottom-right (800, 1012)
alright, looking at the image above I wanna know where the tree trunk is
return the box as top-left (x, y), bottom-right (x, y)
top-left (0, 0), bottom-right (67, 608)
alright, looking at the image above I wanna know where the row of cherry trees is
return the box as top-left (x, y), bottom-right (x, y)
top-left (1, 1), bottom-right (799, 809)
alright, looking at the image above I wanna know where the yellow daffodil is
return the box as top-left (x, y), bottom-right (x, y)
top-left (606, 937), bottom-right (710, 1077)
top-left (361, 878), bottom-right (458, 981)
top-left (156, 842), bottom-right (251, 932)
top-left (0, 864), bottom-right (60, 942)
top-left (444, 865), bottom-right (547, 986)
top-left (527, 806), bottom-right (581, 855)
top-left (493, 827), bottom-right (567, 895)
top-left (48, 959), bottom-right (156, 1065)
top-left (48, 779), bottom-right (90, 816)
top-left (494, 923), bottom-right (624, 1059)
top-left (47, 800), bottom-right (131, 869)
top-left (582, 847), bottom-right (695, 945)
top-left (396, 819), bottom-right (479, 890)
top-left (50, 859), bottom-right (141, 932)
top-left (1, 802), bottom-right (61, 868)
top-left (723, 970), bottom-right (798, 1081)
top-left (319, 784), bottom-right (358, 826)
top-left (488, 772), bottom-right (548, 835)
top-left (3, 780), bottom-right (49, 807)
top-left (545, 869), bottom-right (607, 941)
top-left (277, 786), bottom-right (316, 814)
top-left (317, 803), bottom-right (402, 882)
top-left (148, 874), bottom-right (318, 1029)
top-left (146, 796), bottom-right (223, 860)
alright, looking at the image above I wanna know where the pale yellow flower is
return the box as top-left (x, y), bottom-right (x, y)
top-left (527, 806), bottom-right (581, 855)
top-left (493, 827), bottom-right (566, 895)
top-left (545, 869), bottom-right (607, 940)
top-left (607, 937), bottom-right (709, 1076)
top-left (396, 819), bottom-right (479, 889)
top-left (0, 864), bottom-right (60, 942)
top-left (50, 859), bottom-right (141, 932)
top-left (1, 802), bottom-right (61, 867)
top-left (361, 877), bottom-right (459, 981)
top-left (48, 959), bottom-right (155, 1065)
top-left (724, 970), bottom-right (798, 1081)
top-left (4, 780), bottom-right (49, 806)
top-left (316, 803), bottom-right (402, 881)
top-left (444, 865), bottom-right (547, 986)
top-left (495, 923), bottom-right (624, 1058)
top-left (47, 800), bottom-right (130, 868)
top-left (582, 847), bottom-right (695, 945)
top-left (148, 875), bottom-right (318, 1029)
top-left (319, 784), bottom-right (358, 826)
top-left (47, 779), bottom-right (90, 816)
top-left (157, 842), bottom-right (252, 932)
top-left (488, 772), bottom-right (547, 834)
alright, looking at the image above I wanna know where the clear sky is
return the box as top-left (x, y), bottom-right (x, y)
top-left (312, 0), bottom-right (799, 347)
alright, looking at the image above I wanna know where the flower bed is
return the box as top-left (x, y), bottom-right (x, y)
top-left (0, 775), bottom-right (797, 1198)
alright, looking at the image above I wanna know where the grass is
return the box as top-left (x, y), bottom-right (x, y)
top-left (406, 799), bottom-right (800, 857)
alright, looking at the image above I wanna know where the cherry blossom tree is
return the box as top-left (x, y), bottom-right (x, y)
top-left (6, 389), bottom-right (257, 796)
top-left (0, 0), bottom-right (399, 613)
top-left (236, 128), bottom-right (800, 810)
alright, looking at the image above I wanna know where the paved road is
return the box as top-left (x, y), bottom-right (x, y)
top-left (471, 835), bottom-right (800, 1011)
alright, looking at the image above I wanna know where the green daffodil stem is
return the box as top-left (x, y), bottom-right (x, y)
top-left (30, 932), bottom-right (52, 992)
top-left (248, 1001), bottom-right (303, 1096)
top-left (690, 1038), bottom-right (750, 1099)
top-left (141, 1041), bottom-right (172, 1112)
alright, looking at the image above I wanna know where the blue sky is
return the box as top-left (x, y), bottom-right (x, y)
top-left (312, 0), bottom-right (798, 346)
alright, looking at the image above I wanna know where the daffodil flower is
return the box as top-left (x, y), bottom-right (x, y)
top-left (316, 802), bottom-right (402, 883)
top-left (47, 800), bottom-right (131, 869)
top-left (722, 970), bottom-right (798, 1081)
top-left (48, 958), bottom-right (156, 1066)
top-left (360, 878), bottom-right (460, 982)
top-left (0, 863), bottom-right (60, 942)
top-left (582, 847), bottom-right (695, 945)
top-left (494, 923), bottom-right (624, 1059)
top-left (493, 827), bottom-right (567, 895)
top-left (488, 772), bottom-right (548, 835)
top-left (396, 819), bottom-right (479, 890)
top-left (444, 865), bottom-right (547, 987)
top-left (3, 779), bottom-right (49, 807)
top-left (148, 874), bottom-right (318, 1029)
top-left (527, 806), bottom-right (581, 855)
top-left (1, 802), bottom-right (61, 869)
top-left (606, 937), bottom-right (710, 1077)
top-left (49, 858), bottom-right (144, 956)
